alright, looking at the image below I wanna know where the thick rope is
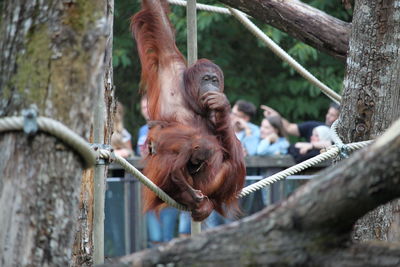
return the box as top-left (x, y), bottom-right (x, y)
top-left (167, 0), bottom-right (341, 104)
top-left (99, 139), bottom-right (371, 203)
top-left (168, 0), bottom-right (249, 17)
top-left (331, 119), bottom-right (344, 146)
top-left (227, 7), bottom-right (341, 104)
top-left (99, 149), bottom-right (188, 211)
top-left (330, 119), bottom-right (351, 158)
top-left (0, 116), bottom-right (96, 168)
top-left (239, 140), bottom-right (372, 198)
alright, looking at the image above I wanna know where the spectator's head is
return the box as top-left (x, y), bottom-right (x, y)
top-left (232, 100), bottom-right (256, 122)
top-left (140, 95), bottom-right (150, 121)
top-left (231, 100), bottom-right (257, 132)
top-left (112, 102), bottom-right (128, 152)
top-left (325, 102), bottom-right (340, 126)
top-left (260, 115), bottom-right (286, 139)
top-left (311, 125), bottom-right (332, 143)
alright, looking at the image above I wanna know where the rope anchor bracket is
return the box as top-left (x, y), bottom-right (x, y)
top-left (337, 144), bottom-right (350, 159)
top-left (91, 143), bottom-right (114, 165)
top-left (22, 108), bottom-right (38, 136)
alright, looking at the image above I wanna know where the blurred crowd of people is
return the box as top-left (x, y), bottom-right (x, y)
top-left (231, 100), bottom-right (339, 161)
top-left (110, 97), bottom-right (340, 247)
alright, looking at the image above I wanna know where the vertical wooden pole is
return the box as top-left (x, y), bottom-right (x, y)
top-left (187, 0), bottom-right (198, 65)
top-left (186, 0), bottom-right (202, 235)
top-left (93, 86), bottom-right (106, 264)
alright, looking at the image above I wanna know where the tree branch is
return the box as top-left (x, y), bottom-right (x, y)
top-left (219, 0), bottom-right (350, 60)
top-left (102, 119), bottom-right (400, 266)
top-left (317, 242), bottom-right (400, 266)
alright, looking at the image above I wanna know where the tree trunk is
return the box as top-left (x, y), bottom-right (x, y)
top-left (72, 168), bottom-right (95, 266)
top-left (219, 0), bottom-right (350, 60)
top-left (71, 1), bottom-right (115, 266)
top-left (337, 0), bottom-right (400, 242)
top-left (0, 1), bottom-right (112, 266)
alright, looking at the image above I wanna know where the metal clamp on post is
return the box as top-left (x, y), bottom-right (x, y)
top-left (90, 144), bottom-right (115, 165)
top-left (337, 143), bottom-right (350, 159)
top-left (22, 108), bottom-right (38, 136)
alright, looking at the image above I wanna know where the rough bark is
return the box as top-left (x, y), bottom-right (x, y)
top-left (338, 0), bottom-right (400, 242)
top-left (219, 0), bottom-right (351, 60)
top-left (70, 1), bottom-right (115, 266)
top-left (72, 168), bottom-right (95, 267)
top-left (102, 118), bottom-right (400, 266)
top-left (0, 0), bottom-right (112, 266)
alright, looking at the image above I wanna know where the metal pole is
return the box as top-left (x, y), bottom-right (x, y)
top-left (92, 0), bottom-right (114, 261)
top-left (124, 179), bottom-right (131, 254)
top-left (187, 0), bottom-right (198, 65)
top-left (186, 0), bottom-right (202, 235)
top-left (93, 86), bottom-right (105, 264)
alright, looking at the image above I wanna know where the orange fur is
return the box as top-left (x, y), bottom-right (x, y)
top-left (132, 0), bottom-right (246, 221)
top-left (131, 0), bottom-right (186, 120)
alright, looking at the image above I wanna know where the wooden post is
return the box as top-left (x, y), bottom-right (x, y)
top-left (187, 0), bottom-right (198, 65)
top-left (186, 0), bottom-right (202, 235)
top-left (93, 87), bottom-right (106, 264)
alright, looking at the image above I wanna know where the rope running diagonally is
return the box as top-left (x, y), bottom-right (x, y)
top-left (0, 116), bottom-right (96, 168)
top-left (167, 0), bottom-right (341, 104)
top-left (238, 140), bottom-right (372, 198)
top-left (99, 149), bottom-right (189, 211)
top-left (227, 7), bottom-right (341, 104)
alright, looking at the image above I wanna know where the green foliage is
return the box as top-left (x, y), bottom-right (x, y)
top-left (113, 0), bottom-right (351, 151)
top-left (113, 1), bottom-right (143, 146)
